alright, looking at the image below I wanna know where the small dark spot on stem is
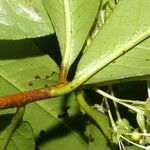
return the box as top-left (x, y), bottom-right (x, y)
top-left (112, 60), bottom-right (116, 64)
top-left (122, 50), bottom-right (126, 55)
top-left (146, 58), bottom-right (150, 61)
top-left (70, 86), bottom-right (74, 89)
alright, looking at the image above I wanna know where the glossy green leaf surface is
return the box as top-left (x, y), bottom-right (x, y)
top-left (75, 0), bottom-right (150, 85)
top-left (0, 0), bottom-right (54, 40)
top-left (0, 40), bottom-right (110, 150)
top-left (43, 0), bottom-right (100, 67)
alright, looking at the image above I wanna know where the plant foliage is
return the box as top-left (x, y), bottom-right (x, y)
top-left (0, 0), bottom-right (149, 150)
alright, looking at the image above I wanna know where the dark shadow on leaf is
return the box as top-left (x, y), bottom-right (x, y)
top-left (0, 114), bottom-right (14, 132)
top-left (67, 50), bottom-right (83, 81)
top-left (0, 34), bottom-right (61, 67)
top-left (0, 40), bottom-right (42, 59)
top-left (35, 113), bottom-right (88, 147)
top-left (33, 34), bottom-right (61, 67)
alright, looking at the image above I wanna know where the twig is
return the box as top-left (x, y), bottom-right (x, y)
top-left (75, 91), bottom-right (111, 141)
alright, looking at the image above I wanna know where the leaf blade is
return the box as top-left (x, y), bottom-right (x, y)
top-left (75, 0), bottom-right (150, 85)
top-left (0, 39), bottom-right (58, 148)
top-left (43, 0), bottom-right (100, 71)
top-left (84, 39), bottom-right (150, 85)
top-left (0, 0), bottom-right (54, 39)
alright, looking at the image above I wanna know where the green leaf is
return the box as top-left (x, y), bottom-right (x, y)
top-left (23, 93), bottom-right (111, 150)
top-left (43, 0), bottom-right (100, 69)
top-left (75, 0), bottom-right (150, 85)
top-left (6, 122), bottom-right (35, 150)
top-left (0, 41), bottom-right (110, 149)
top-left (0, 0), bottom-right (54, 40)
top-left (0, 39), bottom-right (59, 148)
top-left (24, 94), bottom-right (87, 150)
top-left (0, 40), bottom-right (59, 93)
top-left (0, 39), bottom-right (110, 149)
top-left (116, 118), bottom-right (132, 134)
top-left (85, 39), bottom-right (150, 85)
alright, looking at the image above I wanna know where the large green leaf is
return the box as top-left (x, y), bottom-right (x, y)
top-left (75, 0), bottom-right (150, 85)
top-left (23, 93), bottom-right (111, 150)
top-left (43, 0), bottom-right (100, 69)
top-left (0, 39), bottom-right (59, 149)
top-left (0, 40), bottom-right (110, 149)
top-left (85, 38), bottom-right (150, 85)
top-left (0, 0), bottom-right (54, 40)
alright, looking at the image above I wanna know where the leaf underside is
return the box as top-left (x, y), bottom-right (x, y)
top-left (0, 0), bottom-right (54, 39)
top-left (0, 0), bottom-right (149, 149)
top-left (43, 0), bottom-right (100, 67)
top-left (75, 0), bottom-right (150, 85)
top-left (0, 40), bottom-right (109, 150)
top-left (6, 122), bottom-right (35, 150)
top-left (85, 38), bottom-right (150, 85)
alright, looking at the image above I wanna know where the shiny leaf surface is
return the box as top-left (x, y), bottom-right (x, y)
top-left (0, 0), bottom-right (54, 39)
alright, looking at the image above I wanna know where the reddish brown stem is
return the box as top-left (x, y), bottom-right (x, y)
top-left (59, 65), bottom-right (68, 83)
top-left (0, 88), bottom-right (54, 109)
